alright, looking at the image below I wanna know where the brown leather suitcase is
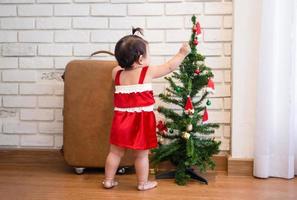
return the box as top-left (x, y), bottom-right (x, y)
top-left (61, 51), bottom-right (135, 174)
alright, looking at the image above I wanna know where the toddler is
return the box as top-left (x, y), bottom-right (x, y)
top-left (102, 27), bottom-right (191, 191)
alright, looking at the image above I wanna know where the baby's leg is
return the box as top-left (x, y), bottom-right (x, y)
top-left (103, 144), bottom-right (126, 187)
top-left (133, 149), bottom-right (158, 191)
top-left (134, 149), bottom-right (149, 183)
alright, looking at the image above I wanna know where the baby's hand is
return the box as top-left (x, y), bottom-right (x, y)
top-left (179, 42), bottom-right (191, 56)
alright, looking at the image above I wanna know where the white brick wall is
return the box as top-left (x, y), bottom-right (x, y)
top-left (18, 5), bottom-right (53, 16)
top-left (0, 0), bottom-right (232, 152)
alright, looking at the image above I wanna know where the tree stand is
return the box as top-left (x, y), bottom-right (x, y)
top-left (155, 168), bottom-right (208, 184)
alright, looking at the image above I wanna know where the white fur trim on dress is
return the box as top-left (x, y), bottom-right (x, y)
top-left (114, 104), bottom-right (154, 112)
top-left (115, 83), bottom-right (153, 94)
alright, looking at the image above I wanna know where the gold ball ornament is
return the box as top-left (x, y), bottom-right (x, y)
top-left (164, 89), bottom-right (172, 97)
top-left (158, 136), bottom-right (164, 144)
top-left (181, 132), bottom-right (190, 140)
top-left (186, 124), bottom-right (193, 131)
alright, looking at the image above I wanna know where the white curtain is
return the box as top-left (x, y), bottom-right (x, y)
top-left (253, 0), bottom-right (297, 178)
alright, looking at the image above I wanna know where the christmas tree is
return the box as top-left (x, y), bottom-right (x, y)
top-left (150, 15), bottom-right (221, 185)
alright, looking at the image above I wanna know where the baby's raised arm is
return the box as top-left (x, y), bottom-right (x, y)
top-left (148, 42), bottom-right (191, 79)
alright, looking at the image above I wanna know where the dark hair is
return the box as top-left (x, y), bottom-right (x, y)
top-left (114, 27), bottom-right (148, 70)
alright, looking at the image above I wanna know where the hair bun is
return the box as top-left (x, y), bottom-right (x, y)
top-left (132, 26), bottom-right (144, 36)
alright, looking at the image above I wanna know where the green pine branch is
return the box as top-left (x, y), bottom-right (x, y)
top-left (193, 91), bottom-right (208, 106)
top-left (150, 140), bottom-right (181, 166)
top-left (165, 87), bottom-right (180, 97)
top-left (158, 93), bottom-right (184, 108)
top-left (157, 106), bottom-right (183, 122)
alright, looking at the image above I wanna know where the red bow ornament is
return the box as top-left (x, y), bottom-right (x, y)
top-left (157, 120), bottom-right (168, 135)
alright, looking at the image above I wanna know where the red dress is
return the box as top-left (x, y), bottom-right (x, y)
top-left (109, 66), bottom-right (158, 150)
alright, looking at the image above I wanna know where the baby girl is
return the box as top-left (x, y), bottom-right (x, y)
top-left (102, 27), bottom-right (191, 191)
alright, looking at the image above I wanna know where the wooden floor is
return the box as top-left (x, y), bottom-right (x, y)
top-left (0, 150), bottom-right (296, 200)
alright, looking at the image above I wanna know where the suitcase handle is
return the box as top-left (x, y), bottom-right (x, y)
top-left (90, 50), bottom-right (114, 57)
top-left (61, 50), bottom-right (115, 81)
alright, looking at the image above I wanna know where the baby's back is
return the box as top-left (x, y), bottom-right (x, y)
top-left (113, 66), bottom-right (152, 86)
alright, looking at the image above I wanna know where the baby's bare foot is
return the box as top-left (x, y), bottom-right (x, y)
top-left (137, 181), bottom-right (158, 191)
top-left (102, 179), bottom-right (119, 189)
